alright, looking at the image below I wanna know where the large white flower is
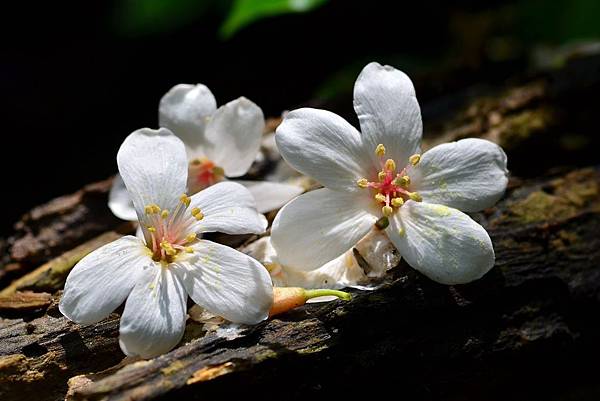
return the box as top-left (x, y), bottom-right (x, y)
top-left (60, 128), bottom-right (273, 358)
top-left (109, 84), bottom-right (303, 221)
top-left (271, 62), bottom-right (508, 285)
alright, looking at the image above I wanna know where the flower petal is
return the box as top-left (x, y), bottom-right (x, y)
top-left (188, 181), bottom-right (267, 235)
top-left (59, 236), bottom-right (147, 325)
top-left (386, 201), bottom-right (495, 285)
top-left (117, 128), bottom-right (188, 218)
top-left (175, 240), bottom-right (273, 324)
top-left (411, 138), bottom-right (509, 212)
top-left (275, 108), bottom-right (372, 193)
top-left (353, 62), bottom-right (422, 166)
top-left (203, 97), bottom-right (264, 177)
top-left (119, 267), bottom-right (187, 358)
top-left (234, 180), bottom-right (304, 213)
top-left (271, 188), bottom-right (377, 271)
top-left (158, 83), bottom-right (217, 159)
top-left (108, 174), bottom-right (138, 221)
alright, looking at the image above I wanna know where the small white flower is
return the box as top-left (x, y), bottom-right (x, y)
top-left (60, 128), bottom-right (273, 358)
top-left (109, 84), bottom-right (303, 221)
top-left (271, 62), bottom-right (509, 285)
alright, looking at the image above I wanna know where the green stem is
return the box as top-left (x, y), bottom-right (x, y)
top-left (304, 289), bottom-right (352, 301)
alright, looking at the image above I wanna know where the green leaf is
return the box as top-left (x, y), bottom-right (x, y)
top-left (220, 0), bottom-right (328, 39)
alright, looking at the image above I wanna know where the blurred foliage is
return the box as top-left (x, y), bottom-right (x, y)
top-left (220, 0), bottom-right (328, 38)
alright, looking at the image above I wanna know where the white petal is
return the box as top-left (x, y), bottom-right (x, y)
top-left (117, 128), bottom-right (188, 218)
top-left (411, 138), bottom-right (509, 212)
top-left (283, 251), bottom-right (366, 290)
top-left (271, 188), bottom-right (377, 271)
top-left (158, 83), bottom-right (217, 159)
top-left (175, 240), bottom-right (273, 324)
top-left (108, 174), bottom-right (138, 221)
top-left (386, 201), bottom-right (494, 285)
top-left (188, 181), bottom-right (267, 235)
top-left (203, 97), bottom-right (264, 177)
top-left (275, 108), bottom-right (372, 193)
top-left (235, 180), bottom-right (304, 213)
top-left (353, 62), bottom-right (422, 166)
top-left (59, 236), bottom-right (148, 325)
top-left (119, 267), bottom-right (187, 358)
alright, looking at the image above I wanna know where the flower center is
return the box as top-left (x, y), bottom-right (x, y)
top-left (357, 144), bottom-right (422, 217)
top-left (188, 158), bottom-right (225, 193)
top-left (143, 194), bottom-right (203, 263)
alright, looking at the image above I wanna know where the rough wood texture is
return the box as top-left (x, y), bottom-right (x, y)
top-left (1, 52), bottom-right (600, 401)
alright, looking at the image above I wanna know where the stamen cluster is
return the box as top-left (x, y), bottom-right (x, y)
top-left (357, 144), bottom-right (422, 217)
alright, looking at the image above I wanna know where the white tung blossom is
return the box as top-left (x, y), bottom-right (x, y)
top-left (271, 62), bottom-right (509, 285)
top-left (60, 128), bottom-right (273, 358)
top-left (109, 84), bottom-right (303, 221)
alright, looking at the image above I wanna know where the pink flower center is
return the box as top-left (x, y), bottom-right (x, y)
top-left (357, 144), bottom-right (422, 217)
top-left (142, 194), bottom-right (202, 263)
top-left (187, 158), bottom-right (225, 193)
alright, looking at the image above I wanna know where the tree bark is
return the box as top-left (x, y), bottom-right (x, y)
top-left (1, 53), bottom-right (600, 401)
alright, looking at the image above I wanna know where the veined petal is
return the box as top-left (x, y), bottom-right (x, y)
top-left (119, 266), bottom-right (187, 358)
top-left (175, 240), bottom-right (273, 324)
top-left (353, 62), bottom-right (422, 166)
top-left (271, 188), bottom-right (377, 271)
top-left (158, 83), bottom-right (217, 159)
top-left (117, 128), bottom-right (188, 218)
top-left (188, 181), bottom-right (267, 235)
top-left (386, 201), bottom-right (494, 285)
top-left (59, 236), bottom-right (148, 325)
top-left (275, 108), bottom-right (372, 193)
top-left (411, 138), bottom-right (509, 212)
top-left (108, 174), bottom-right (138, 221)
top-left (235, 180), bottom-right (304, 213)
top-left (203, 97), bottom-right (264, 177)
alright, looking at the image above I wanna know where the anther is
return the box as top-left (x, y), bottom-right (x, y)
top-left (194, 211), bottom-right (204, 221)
top-left (409, 154), bottom-right (421, 166)
top-left (184, 233), bottom-right (197, 244)
top-left (375, 144), bottom-right (386, 156)
top-left (213, 166), bottom-right (225, 177)
top-left (378, 171), bottom-right (386, 181)
top-left (391, 197), bottom-right (404, 207)
top-left (409, 192), bottom-right (423, 202)
top-left (375, 193), bottom-right (387, 203)
top-left (184, 247), bottom-right (194, 253)
top-left (356, 178), bottom-right (369, 188)
top-left (398, 227), bottom-right (405, 236)
top-left (180, 194), bottom-right (191, 207)
top-left (382, 205), bottom-right (393, 217)
top-left (385, 159), bottom-right (396, 172)
top-left (146, 226), bottom-right (156, 233)
top-left (161, 210), bottom-right (169, 219)
top-left (191, 207), bottom-right (202, 216)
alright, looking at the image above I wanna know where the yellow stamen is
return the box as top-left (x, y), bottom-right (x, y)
top-left (409, 192), bottom-right (422, 202)
top-left (375, 144), bottom-right (386, 156)
top-left (385, 159), bottom-right (396, 171)
top-left (398, 227), bottom-right (405, 236)
top-left (213, 166), bottom-right (225, 177)
top-left (391, 197), bottom-right (404, 207)
top-left (147, 226), bottom-right (156, 233)
top-left (378, 171), bottom-right (387, 181)
top-left (144, 204), bottom-right (160, 214)
top-left (160, 241), bottom-right (176, 256)
top-left (382, 205), bottom-right (393, 217)
top-left (375, 193), bottom-right (387, 203)
top-left (180, 194), bottom-right (191, 207)
top-left (184, 247), bottom-right (194, 253)
top-left (161, 209), bottom-right (169, 219)
top-left (409, 154), bottom-right (421, 166)
top-left (194, 211), bottom-right (204, 221)
top-left (191, 207), bottom-right (201, 216)
top-left (356, 178), bottom-right (368, 188)
top-left (184, 233), bottom-right (197, 244)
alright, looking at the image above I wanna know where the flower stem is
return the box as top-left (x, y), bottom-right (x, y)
top-left (304, 289), bottom-right (352, 301)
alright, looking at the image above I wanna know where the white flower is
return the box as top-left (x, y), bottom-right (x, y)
top-left (109, 84), bottom-right (303, 221)
top-left (60, 128), bottom-right (273, 358)
top-left (271, 62), bottom-right (509, 285)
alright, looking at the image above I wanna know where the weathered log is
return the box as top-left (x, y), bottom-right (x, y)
top-left (2, 51), bottom-right (600, 401)
top-left (0, 166), bottom-right (598, 401)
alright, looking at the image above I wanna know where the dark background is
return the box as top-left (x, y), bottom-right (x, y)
top-left (1, 0), bottom-right (599, 234)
